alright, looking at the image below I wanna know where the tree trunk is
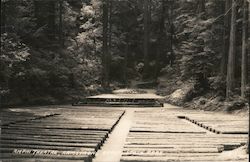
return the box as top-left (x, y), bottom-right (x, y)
top-left (197, 0), bottom-right (205, 14)
top-left (1, 0), bottom-right (6, 33)
top-left (143, 0), bottom-right (150, 79)
top-left (220, 0), bottom-right (232, 75)
top-left (34, 0), bottom-right (40, 28)
top-left (124, 42), bottom-right (129, 85)
top-left (34, 0), bottom-right (47, 28)
top-left (226, 0), bottom-right (237, 99)
top-left (169, 1), bottom-right (174, 67)
top-left (107, 0), bottom-right (112, 79)
top-left (155, 0), bottom-right (165, 79)
top-left (59, 0), bottom-right (63, 47)
top-left (108, 0), bottom-right (112, 50)
top-left (241, 0), bottom-right (248, 98)
top-left (102, 0), bottom-right (109, 88)
top-left (48, 0), bottom-right (56, 40)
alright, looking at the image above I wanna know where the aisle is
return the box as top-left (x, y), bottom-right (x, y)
top-left (93, 109), bottom-right (134, 162)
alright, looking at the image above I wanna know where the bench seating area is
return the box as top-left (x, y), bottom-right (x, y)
top-left (183, 112), bottom-right (249, 134)
top-left (121, 110), bottom-right (248, 162)
top-left (130, 110), bottom-right (207, 133)
top-left (0, 107), bottom-right (124, 162)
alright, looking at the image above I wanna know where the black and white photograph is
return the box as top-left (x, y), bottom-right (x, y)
top-left (0, 0), bottom-right (249, 161)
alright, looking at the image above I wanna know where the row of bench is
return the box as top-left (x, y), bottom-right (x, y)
top-left (183, 112), bottom-right (249, 134)
top-left (74, 98), bottom-right (163, 107)
top-left (0, 107), bottom-right (125, 161)
top-left (121, 109), bottom-right (248, 162)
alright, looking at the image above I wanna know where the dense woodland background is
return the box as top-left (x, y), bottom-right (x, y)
top-left (0, 0), bottom-right (249, 110)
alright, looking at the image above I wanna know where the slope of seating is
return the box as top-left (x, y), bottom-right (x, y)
top-left (184, 112), bottom-right (249, 134)
top-left (130, 110), bottom-right (206, 133)
top-left (0, 107), bottom-right (124, 162)
top-left (121, 110), bottom-right (248, 162)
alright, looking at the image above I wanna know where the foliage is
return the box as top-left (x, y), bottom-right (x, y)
top-left (1, 33), bottom-right (30, 64)
top-left (0, 0), bottom-right (248, 106)
top-left (0, 33), bottom-right (30, 91)
top-left (174, 1), bottom-right (221, 83)
top-left (1, 0), bottom-right (102, 106)
top-left (177, 17), bottom-right (217, 79)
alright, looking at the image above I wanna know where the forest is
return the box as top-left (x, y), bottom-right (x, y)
top-left (0, 0), bottom-right (249, 111)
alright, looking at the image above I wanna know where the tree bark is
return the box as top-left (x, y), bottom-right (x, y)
top-left (220, 0), bottom-right (232, 75)
top-left (102, 0), bottom-right (109, 88)
top-left (155, 0), bottom-right (166, 79)
top-left (48, 0), bottom-right (56, 40)
top-left (197, 0), bottom-right (205, 14)
top-left (59, 0), bottom-right (63, 47)
top-left (1, 0), bottom-right (6, 33)
top-left (108, 0), bottom-right (112, 79)
top-left (241, 0), bottom-right (248, 98)
top-left (108, 0), bottom-right (112, 50)
top-left (143, 0), bottom-right (150, 79)
top-left (169, 1), bottom-right (174, 67)
top-left (34, 0), bottom-right (47, 28)
top-left (124, 42), bottom-right (129, 85)
top-left (226, 0), bottom-right (237, 99)
top-left (34, 0), bottom-right (40, 28)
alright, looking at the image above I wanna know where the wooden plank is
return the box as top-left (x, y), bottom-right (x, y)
top-left (123, 144), bottom-right (223, 149)
top-left (0, 144), bottom-right (96, 151)
top-left (129, 130), bottom-right (206, 134)
top-left (127, 132), bottom-right (248, 137)
top-left (120, 154), bottom-right (248, 162)
top-left (125, 142), bottom-right (243, 146)
top-left (1, 136), bottom-right (103, 144)
top-left (1, 140), bottom-right (99, 148)
top-left (0, 148), bottom-right (95, 155)
top-left (2, 127), bottom-right (108, 135)
top-left (1, 134), bottom-right (104, 141)
top-left (2, 125), bottom-right (111, 131)
top-left (0, 153), bottom-right (92, 161)
top-left (0, 147), bottom-right (95, 152)
top-left (0, 159), bottom-right (90, 162)
top-left (122, 147), bottom-right (220, 153)
top-left (120, 158), bottom-right (248, 162)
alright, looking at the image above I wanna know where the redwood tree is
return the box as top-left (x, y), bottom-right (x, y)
top-left (226, 0), bottom-right (237, 99)
top-left (241, 0), bottom-right (248, 98)
top-left (143, 0), bottom-right (150, 79)
top-left (102, 0), bottom-right (109, 88)
top-left (220, 0), bottom-right (232, 75)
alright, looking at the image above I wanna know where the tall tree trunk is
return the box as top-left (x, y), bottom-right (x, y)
top-left (108, 0), bottom-right (112, 50)
top-left (169, 0), bottom-right (174, 67)
top-left (197, 0), bottom-right (205, 14)
top-left (155, 0), bottom-right (165, 79)
top-left (166, 0), bottom-right (175, 67)
top-left (48, 0), bottom-right (56, 40)
top-left (102, 0), bottom-right (109, 88)
top-left (241, 0), bottom-right (248, 98)
top-left (59, 0), bottom-right (63, 47)
top-left (124, 42), bottom-right (129, 85)
top-left (1, 0), bottom-right (6, 33)
top-left (108, 0), bottom-right (112, 79)
top-left (149, 0), bottom-right (152, 26)
top-left (34, 0), bottom-right (47, 28)
top-left (220, 0), bottom-right (232, 75)
top-left (34, 0), bottom-right (41, 28)
top-left (143, 0), bottom-right (149, 79)
top-left (226, 0), bottom-right (237, 99)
